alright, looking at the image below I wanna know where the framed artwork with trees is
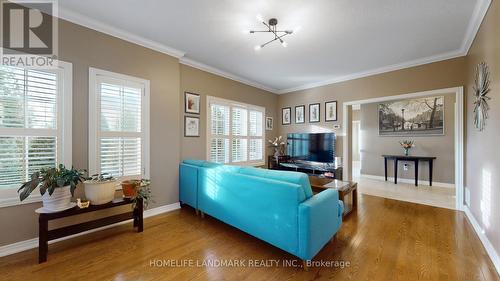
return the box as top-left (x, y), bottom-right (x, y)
top-left (378, 96), bottom-right (444, 136)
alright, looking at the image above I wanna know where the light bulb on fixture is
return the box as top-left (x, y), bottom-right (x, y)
top-left (249, 16), bottom-right (295, 49)
top-left (293, 26), bottom-right (302, 33)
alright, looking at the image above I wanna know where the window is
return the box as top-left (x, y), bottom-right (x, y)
top-left (0, 62), bottom-right (72, 206)
top-left (207, 96), bottom-right (265, 166)
top-left (89, 68), bottom-right (150, 180)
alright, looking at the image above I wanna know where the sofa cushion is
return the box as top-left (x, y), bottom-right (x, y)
top-left (217, 165), bottom-right (242, 173)
top-left (239, 167), bottom-right (313, 199)
top-left (183, 159), bottom-right (221, 168)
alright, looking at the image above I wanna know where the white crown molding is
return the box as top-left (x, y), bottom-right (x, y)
top-left (277, 49), bottom-right (464, 94)
top-left (57, 0), bottom-right (490, 96)
top-left (0, 202), bottom-right (181, 257)
top-left (179, 57), bottom-right (278, 93)
top-left (460, 0), bottom-right (492, 55)
top-left (57, 7), bottom-right (185, 58)
top-left (277, 0), bottom-right (491, 94)
top-left (463, 205), bottom-right (500, 275)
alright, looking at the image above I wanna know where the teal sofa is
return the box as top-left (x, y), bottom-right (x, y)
top-left (179, 159), bottom-right (343, 261)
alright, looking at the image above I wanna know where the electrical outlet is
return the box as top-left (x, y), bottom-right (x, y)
top-left (333, 124), bottom-right (341, 129)
top-left (403, 163), bottom-right (409, 171)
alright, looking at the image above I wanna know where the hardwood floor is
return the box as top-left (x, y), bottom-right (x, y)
top-left (1, 194), bottom-right (498, 281)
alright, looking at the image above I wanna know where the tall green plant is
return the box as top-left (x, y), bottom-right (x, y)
top-left (18, 164), bottom-right (86, 201)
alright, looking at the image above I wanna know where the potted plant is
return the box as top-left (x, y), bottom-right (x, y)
top-left (132, 179), bottom-right (153, 209)
top-left (121, 179), bottom-right (141, 198)
top-left (18, 164), bottom-right (85, 212)
top-left (84, 173), bottom-right (117, 205)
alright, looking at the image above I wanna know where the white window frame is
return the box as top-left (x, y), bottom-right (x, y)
top-left (0, 61), bottom-right (73, 208)
top-left (206, 96), bottom-right (265, 166)
top-left (88, 67), bottom-right (150, 182)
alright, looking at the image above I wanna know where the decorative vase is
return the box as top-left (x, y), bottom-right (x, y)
top-left (84, 180), bottom-right (117, 205)
top-left (42, 185), bottom-right (73, 212)
top-left (121, 180), bottom-right (140, 198)
top-left (274, 147), bottom-right (281, 160)
top-left (403, 148), bottom-right (410, 156)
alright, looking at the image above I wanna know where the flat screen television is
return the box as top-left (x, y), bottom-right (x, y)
top-left (287, 133), bottom-right (336, 163)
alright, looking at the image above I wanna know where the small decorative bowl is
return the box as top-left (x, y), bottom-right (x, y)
top-left (77, 198), bottom-right (90, 208)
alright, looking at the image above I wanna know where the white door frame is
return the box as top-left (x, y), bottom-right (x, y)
top-left (342, 86), bottom-right (464, 210)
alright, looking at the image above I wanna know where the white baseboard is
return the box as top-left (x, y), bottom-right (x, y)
top-left (360, 174), bottom-right (455, 188)
top-left (0, 202), bottom-right (181, 258)
top-left (463, 205), bottom-right (500, 275)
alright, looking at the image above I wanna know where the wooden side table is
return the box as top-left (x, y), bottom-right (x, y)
top-left (309, 176), bottom-right (357, 216)
top-left (37, 198), bottom-right (143, 263)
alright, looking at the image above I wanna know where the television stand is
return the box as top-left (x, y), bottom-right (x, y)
top-left (278, 161), bottom-right (343, 180)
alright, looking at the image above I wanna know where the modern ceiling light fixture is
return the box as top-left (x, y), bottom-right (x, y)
top-left (249, 15), bottom-right (294, 50)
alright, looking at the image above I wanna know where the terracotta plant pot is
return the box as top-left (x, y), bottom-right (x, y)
top-left (121, 180), bottom-right (140, 198)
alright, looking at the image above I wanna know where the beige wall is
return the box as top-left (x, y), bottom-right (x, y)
top-left (180, 64), bottom-right (278, 164)
top-left (277, 57), bottom-right (466, 158)
top-left (465, 0), bottom-right (500, 257)
top-left (359, 94), bottom-right (455, 183)
top-left (0, 19), bottom-right (278, 246)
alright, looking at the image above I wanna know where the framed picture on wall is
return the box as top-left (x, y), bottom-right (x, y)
top-left (265, 117), bottom-right (273, 130)
top-left (185, 92), bottom-right (200, 114)
top-left (184, 116), bottom-right (200, 137)
top-left (282, 107), bottom-right (291, 125)
top-left (325, 101), bottom-right (338, 122)
top-left (309, 103), bottom-right (320, 123)
top-left (378, 96), bottom-right (444, 136)
top-left (295, 105), bottom-right (305, 124)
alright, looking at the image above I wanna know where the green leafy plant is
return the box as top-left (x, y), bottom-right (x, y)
top-left (132, 179), bottom-right (154, 209)
top-left (18, 164), bottom-right (86, 201)
top-left (86, 173), bottom-right (115, 183)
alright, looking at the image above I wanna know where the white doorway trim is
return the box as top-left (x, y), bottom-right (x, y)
top-left (342, 86), bottom-right (464, 211)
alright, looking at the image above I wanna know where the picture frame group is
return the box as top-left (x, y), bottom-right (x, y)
top-left (184, 92), bottom-right (200, 137)
top-left (282, 101), bottom-right (337, 125)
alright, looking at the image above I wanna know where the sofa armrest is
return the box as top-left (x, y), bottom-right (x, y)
top-left (179, 164), bottom-right (199, 208)
top-left (298, 189), bottom-right (342, 260)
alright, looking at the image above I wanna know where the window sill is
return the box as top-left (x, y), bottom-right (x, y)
top-left (0, 194), bottom-right (42, 208)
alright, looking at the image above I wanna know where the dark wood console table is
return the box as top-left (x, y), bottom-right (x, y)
top-left (382, 155), bottom-right (436, 186)
top-left (38, 198), bottom-right (143, 263)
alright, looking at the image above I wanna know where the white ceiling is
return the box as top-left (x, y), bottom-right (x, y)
top-left (57, 0), bottom-right (489, 94)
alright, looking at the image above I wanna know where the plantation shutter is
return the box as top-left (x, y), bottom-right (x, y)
top-left (207, 96), bottom-right (265, 165)
top-left (96, 78), bottom-right (144, 178)
top-left (249, 110), bottom-right (263, 161)
top-left (209, 103), bottom-right (230, 163)
top-left (0, 66), bottom-right (60, 190)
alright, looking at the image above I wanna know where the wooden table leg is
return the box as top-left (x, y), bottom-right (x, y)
top-left (414, 160), bottom-right (419, 186)
top-left (353, 186), bottom-right (358, 210)
top-left (394, 159), bottom-right (398, 184)
top-left (38, 216), bottom-right (48, 263)
top-left (133, 208), bottom-right (138, 227)
top-left (137, 198), bottom-right (144, 233)
top-left (384, 157), bottom-right (388, 181)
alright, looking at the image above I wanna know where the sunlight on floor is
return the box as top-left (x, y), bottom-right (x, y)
top-left (352, 161), bottom-right (456, 210)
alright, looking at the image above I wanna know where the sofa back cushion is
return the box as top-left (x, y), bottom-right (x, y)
top-left (182, 159), bottom-right (221, 168)
top-left (239, 167), bottom-right (313, 199)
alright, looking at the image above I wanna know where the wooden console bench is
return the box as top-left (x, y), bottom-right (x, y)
top-left (38, 198), bottom-right (143, 263)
